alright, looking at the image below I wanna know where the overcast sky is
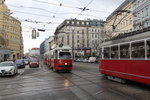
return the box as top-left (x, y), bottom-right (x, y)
top-left (5, 0), bottom-right (125, 53)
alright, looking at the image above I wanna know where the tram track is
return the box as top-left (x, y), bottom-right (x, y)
top-left (59, 70), bottom-right (137, 100)
top-left (41, 62), bottom-right (139, 100)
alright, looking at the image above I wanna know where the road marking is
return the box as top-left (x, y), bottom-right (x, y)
top-left (16, 69), bottom-right (25, 77)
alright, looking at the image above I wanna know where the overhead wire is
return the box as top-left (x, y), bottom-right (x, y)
top-left (8, 4), bottom-right (104, 19)
top-left (11, 10), bottom-right (66, 19)
top-left (32, 0), bottom-right (77, 9)
top-left (74, 0), bottom-right (94, 19)
top-left (32, 0), bottom-right (110, 14)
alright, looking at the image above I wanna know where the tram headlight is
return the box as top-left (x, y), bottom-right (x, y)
top-left (65, 63), bottom-right (67, 65)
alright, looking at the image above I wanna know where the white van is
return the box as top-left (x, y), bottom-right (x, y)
top-left (88, 57), bottom-right (96, 63)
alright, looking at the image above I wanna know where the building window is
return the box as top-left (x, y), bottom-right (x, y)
top-left (86, 22), bottom-right (89, 25)
top-left (146, 8), bottom-right (148, 16)
top-left (77, 22), bottom-right (80, 25)
top-left (82, 22), bottom-right (84, 25)
top-left (95, 34), bottom-right (97, 38)
top-left (72, 21), bottom-right (74, 25)
top-left (67, 21), bottom-right (70, 24)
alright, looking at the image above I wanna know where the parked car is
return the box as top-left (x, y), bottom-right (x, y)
top-left (29, 59), bottom-right (39, 68)
top-left (82, 58), bottom-right (88, 62)
top-left (15, 59), bottom-right (25, 68)
top-left (88, 57), bottom-right (96, 63)
top-left (23, 59), bottom-right (29, 65)
top-left (0, 61), bottom-right (18, 76)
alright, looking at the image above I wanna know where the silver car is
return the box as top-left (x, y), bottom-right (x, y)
top-left (0, 61), bottom-right (18, 76)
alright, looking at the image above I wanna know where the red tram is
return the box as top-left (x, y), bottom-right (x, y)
top-left (100, 30), bottom-right (150, 85)
top-left (44, 46), bottom-right (73, 72)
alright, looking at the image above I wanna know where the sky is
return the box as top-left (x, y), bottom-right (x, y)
top-left (5, 0), bottom-right (125, 53)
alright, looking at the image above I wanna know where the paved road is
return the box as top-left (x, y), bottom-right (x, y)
top-left (0, 62), bottom-right (149, 100)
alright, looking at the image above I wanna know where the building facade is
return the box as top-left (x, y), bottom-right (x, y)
top-left (40, 36), bottom-right (54, 55)
top-left (133, 0), bottom-right (150, 30)
top-left (44, 36), bottom-right (54, 53)
top-left (0, 0), bottom-right (23, 60)
top-left (104, 0), bottom-right (135, 39)
top-left (54, 19), bottom-right (104, 58)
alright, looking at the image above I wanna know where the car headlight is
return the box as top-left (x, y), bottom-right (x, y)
top-left (9, 68), bottom-right (13, 72)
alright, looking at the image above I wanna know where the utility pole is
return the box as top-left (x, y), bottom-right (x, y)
top-left (72, 29), bottom-right (75, 60)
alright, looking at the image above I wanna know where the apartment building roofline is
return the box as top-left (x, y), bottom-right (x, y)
top-left (54, 19), bottom-right (104, 35)
top-left (106, 0), bottom-right (135, 21)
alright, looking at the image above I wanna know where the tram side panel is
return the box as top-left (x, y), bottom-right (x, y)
top-left (100, 60), bottom-right (150, 85)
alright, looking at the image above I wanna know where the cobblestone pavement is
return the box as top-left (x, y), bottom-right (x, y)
top-left (0, 62), bottom-right (149, 100)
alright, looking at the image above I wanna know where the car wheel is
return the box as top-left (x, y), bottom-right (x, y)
top-left (12, 70), bottom-right (15, 76)
top-left (16, 69), bottom-right (18, 75)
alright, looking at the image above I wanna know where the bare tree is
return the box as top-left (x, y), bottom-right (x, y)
top-left (90, 39), bottom-right (103, 56)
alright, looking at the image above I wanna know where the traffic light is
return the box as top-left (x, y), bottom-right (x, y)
top-left (37, 32), bottom-right (39, 37)
top-left (32, 29), bottom-right (36, 39)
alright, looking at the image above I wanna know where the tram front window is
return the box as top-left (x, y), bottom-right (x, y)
top-left (59, 52), bottom-right (71, 59)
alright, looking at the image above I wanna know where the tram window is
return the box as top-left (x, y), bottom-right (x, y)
top-left (103, 47), bottom-right (110, 59)
top-left (120, 44), bottom-right (130, 58)
top-left (147, 40), bottom-right (150, 58)
top-left (131, 41), bottom-right (145, 58)
top-left (111, 46), bottom-right (119, 58)
top-left (59, 52), bottom-right (71, 59)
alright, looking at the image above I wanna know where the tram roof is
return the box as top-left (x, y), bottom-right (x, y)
top-left (102, 27), bottom-right (150, 46)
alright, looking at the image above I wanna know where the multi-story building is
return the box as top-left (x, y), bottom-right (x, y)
top-left (40, 36), bottom-right (54, 55)
top-left (0, 0), bottom-right (23, 60)
top-left (44, 36), bottom-right (54, 52)
top-left (54, 19), bottom-right (104, 58)
top-left (40, 41), bottom-right (45, 55)
top-left (133, 0), bottom-right (150, 30)
top-left (104, 0), bottom-right (135, 39)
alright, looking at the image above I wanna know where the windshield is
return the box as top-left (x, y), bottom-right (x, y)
top-left (0, 62), bottom-right (13, 67)
top-left (15, 60), bottom-right (23, 64)
top-left (30, 59), bottom-right (38, 62)
top-left (59, 52), bottom-right (71, 59)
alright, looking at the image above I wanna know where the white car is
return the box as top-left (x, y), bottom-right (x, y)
top-left (88, 57), bottom-right (96, 63)
top-left (0, 61), bottom-right (18, 76)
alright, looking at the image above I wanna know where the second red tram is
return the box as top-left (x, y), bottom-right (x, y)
top-left (100, 30), bottom-right (150, 85)
top-left (44, 46), bottom-right (73, 72)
